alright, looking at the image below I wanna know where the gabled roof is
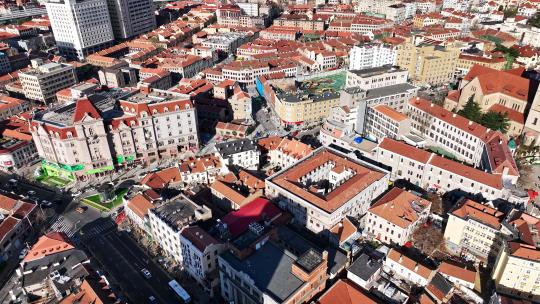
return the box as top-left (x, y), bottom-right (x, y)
top-left (315, 279), bottom-right (380, 304)
top-left (369, 187), bottom-right (431, 229)
top-left (329, 217), bottom-right (357, 244)
top-left (24, 232), bottom-right (74, 262)
top-left (73, 98), bottom-right (102, 123)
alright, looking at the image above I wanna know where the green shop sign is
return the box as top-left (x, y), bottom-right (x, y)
top-left (41, 160), bottom-right (84, 172)
top-left (116, 155), bottom-right (136, 164)
top-left (86, 165), bottom-right (115, 175)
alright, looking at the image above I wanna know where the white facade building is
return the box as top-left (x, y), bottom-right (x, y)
top-left (148, 195), bottom-right (212, 263)
top-left (19, 60), bottom-right (77, 103)
top-left (349, 44), bottom-right (398, 71)
top-left (266, 147), bottom-right (389, 233)
top-left (46, 0), bottom-right (114, 59)
top-left (346, 66), bottom-right (409, 90)
top-left (215, 139), bottom-right (260, 170)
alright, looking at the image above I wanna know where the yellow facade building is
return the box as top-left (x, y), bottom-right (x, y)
top-left (396, 40), bottom-right (459, 86)
top-left (492, 241), bottom-right (540, 302)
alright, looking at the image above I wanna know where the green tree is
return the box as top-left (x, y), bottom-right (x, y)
top-left (481, 111), bottom-right (510, 133)
top-left (458, 95), bottom-right (482, 123)
top-left (498, 5), bottom-right (504, 11)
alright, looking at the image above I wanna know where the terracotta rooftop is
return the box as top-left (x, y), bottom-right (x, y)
top-left (180, 226), bottom-right (220, 252)
top-left (127, 194), bottom-right (154, 220)
top-left (508, 241), bottom-right (540, 261)
top-left (451, 199), bottom-right (505, 229)
top-left (315, 279), bottom-right (380, 304)
top-left (387, 248), bottom-right (434, 280)
top-left (329, 217), bottom-right (357, 244)
top-left (24, 232), bottom-right (74, 262)
top-left (369, 187), bottom-right (431, 229)
top-left (269, 148), bottom-right (386, 213)
top-left (438, 261), bottom-right (476, 284)
top-left (373, 104), bottom-right (408, 122)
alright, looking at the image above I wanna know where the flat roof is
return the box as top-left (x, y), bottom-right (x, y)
top-left (221, 242), bottom-right (304, 302)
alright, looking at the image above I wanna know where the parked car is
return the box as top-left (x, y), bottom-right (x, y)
top-left (18, 248), bottom-right (28, 260)
top-left (147, 295), bottom-right (158, 304)
top-left (41, 200), bottom-right (53, 208)
top-left (141, 268), bottom-right (152, 279)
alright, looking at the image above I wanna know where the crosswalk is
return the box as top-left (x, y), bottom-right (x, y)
top-left (80, 220), bottom-right (117, 241)
top-left (49, 217), bottom-right (78, 238)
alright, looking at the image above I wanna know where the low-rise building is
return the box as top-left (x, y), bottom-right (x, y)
top-left (384, 248), bottom-right (434, 287)
top-left (406, 97), bottom-right (519, 184)
top-left (438, 261), bottom-right (476, 290)
top-left (215, 138), bottom-right (260, 170)
top-left (178, 154), bottom-right (227, 186)
top-left (219, 237), bottom-right (329, 304)
top-left (0, 95), bottom-right (30, 120)
top-left (148, 194), bottom-right (212, 263)
top-left (315, 279), bottom-right (379, 304)
top-left (17, 232), bottom-right (90, 302)
top-left (266, 147), bottom-right (389, 233)
top-left (365, 187), bottom-right (431, 246)
top-left (123, 190), bottom-right (160, 233)
top-left (210, 172), bottom-right (264, 210)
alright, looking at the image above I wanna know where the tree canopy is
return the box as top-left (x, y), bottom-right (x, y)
top-left (458, 96), bottom-right (510, 133)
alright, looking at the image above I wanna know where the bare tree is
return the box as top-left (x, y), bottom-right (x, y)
top-left (411, 225), bottom-right (446, 259)
top-left (427, 193), bottom-right (443, 215)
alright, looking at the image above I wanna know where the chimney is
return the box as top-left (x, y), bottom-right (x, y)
top-left (140, 83), bottom-right (151, 94)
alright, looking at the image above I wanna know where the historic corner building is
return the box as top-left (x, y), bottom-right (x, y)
top-left (30, 88), bottom-right (199, 181)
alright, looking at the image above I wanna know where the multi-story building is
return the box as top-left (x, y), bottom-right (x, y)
top-left (406, 97), bottom-right (519, 184)
top-left (260, 76), bottom-right (341, 126)
top-left (180, 226), bottom-right (226, 296)
top-left (30, 88), bottom-right (199, 181)
top-left (258, 136), bottom-right (313, 169)
top-left (215, 138), bottom-right (260, 170)
top-left (178, 154), bottom-right (227, 186)
top-left (349, 44), bottom-right (398, 71)
top-left (444, 198), bottom-right (511, 262)
top-left (492, 241), bottom-right (540, 302)
top-left (45, 0), bottom-right (115, 60)
top-left (148, 194), bottom-right (212, 263)
top-left (266, 147), bottom-right (389, 233)
top-left (397, 40), bottom-right (460, 86)
top-left (123, 190), bottom-right (159, 233)
top-left (345, 65), bottom-right (409, 90)
top-left (375, 138), bottom-right (507, 200)
top-left (105, 0), bottom-right (156, 39)
top-left (454, 53), bottom-right (506, 79)
top-left (0, 95), bottom-right (30, 121)
top-left (19, 59), bottom-right (77, 103)
top-left (274, 14), bottom-right (325, 30)
top-left (0, 194), bottom-right (37, 262)
top-left (363, 104), bottom-right (411, 141)
top-left (218, 231), bottom-right (329, 304)
top-left (98, 61), bottom-right (138, 88)
top-left (200, 32), bottom-right (251, 54)
top-left (365, 187), bottom-right (431, 246)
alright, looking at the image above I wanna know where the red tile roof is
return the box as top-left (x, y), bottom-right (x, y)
top-left (24, 232), bottom-right (74, 262)
top-left (316, 279), bottom-right (380, 304)
top-left (439, 261), bottom-right (476, 284)
top-left (221, 198), bottom-right (282, 237)
top-left (369, 187), bottom-right (431, 229)
top-left (73, 98), bottom-right (101, 123)
top-left (180, 226), bottom-right (220, 252)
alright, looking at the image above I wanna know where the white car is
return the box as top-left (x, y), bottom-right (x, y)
top-left (18, 248), bottom-right (28, 260)
top-left (141, 268), bottom-right (152, 279)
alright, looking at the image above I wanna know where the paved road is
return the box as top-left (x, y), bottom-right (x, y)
top-left (82, 218), bottom-right (179, 304)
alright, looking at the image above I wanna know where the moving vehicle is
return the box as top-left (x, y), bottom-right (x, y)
top-left (141, 268), bottom-right (152, 279)
top-left (168, 280), bottom-right (190, 303)
top-left (75, 206), bottom-right (87, 214)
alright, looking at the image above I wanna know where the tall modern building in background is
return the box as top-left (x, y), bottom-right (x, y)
top-left (106, 0), bottom-right (156, 39)
top-left (45, 0), bottom-right (115, 60)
